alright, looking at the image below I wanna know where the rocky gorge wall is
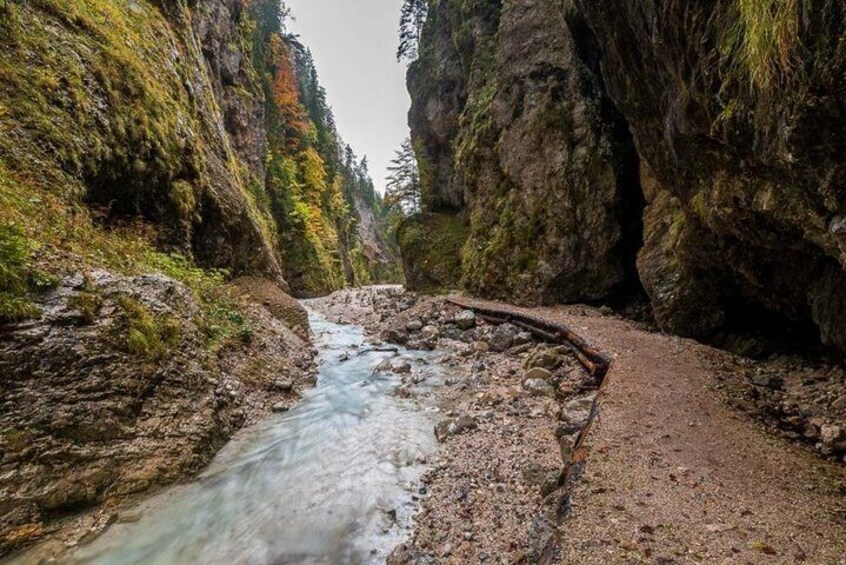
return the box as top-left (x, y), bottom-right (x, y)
top-left (404, 0), bottom-right (846, 355)
top-left (0, 0), bottom-right (293, 280)
top-left (0, 0), bottom-right (398, 299)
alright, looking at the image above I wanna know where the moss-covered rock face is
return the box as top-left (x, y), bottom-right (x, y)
top-left (406, 0), bottom-right (642, 305)
top-left (397, 213), bottom-right (468, 293)
top-left (406, 0), bottom-right (846, 354)
top-left (575, 0), bottom-right (846, 350)
top-left (0, 0), bottom-right (282, 280)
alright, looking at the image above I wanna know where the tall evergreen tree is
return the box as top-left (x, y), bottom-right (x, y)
top-left (385, 138), bottom-right (421, 215)
top-left (397, 0), bottom-right (428, 64)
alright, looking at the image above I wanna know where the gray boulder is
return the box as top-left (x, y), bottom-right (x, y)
top-left (453, 310), bottom-right (477, 330)
top-left (522, 378), bottom-right (556, 398)
top-left (488, 323), bottom-right (520, 352)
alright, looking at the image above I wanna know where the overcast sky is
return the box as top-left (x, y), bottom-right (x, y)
top-left (285, 0), bottom-right (410, 193)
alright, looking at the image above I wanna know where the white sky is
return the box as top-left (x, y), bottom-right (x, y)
top-left (285, 0), bottom-right (410, 194)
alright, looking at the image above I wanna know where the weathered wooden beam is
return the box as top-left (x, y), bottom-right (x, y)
top-left (447, 298), bottom-right (612, 378)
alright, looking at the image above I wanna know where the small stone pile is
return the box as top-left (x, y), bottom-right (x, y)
top-left (717, 357), bottom-right (846, 463)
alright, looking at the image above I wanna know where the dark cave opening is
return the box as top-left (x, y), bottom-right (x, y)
top-left (713, 297), bottom-right (835, 360)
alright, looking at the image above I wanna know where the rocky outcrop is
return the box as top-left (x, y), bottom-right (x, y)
top-left (405, 0), bottom-right (846, 354)
top-left (0, 272), bottom-right (314, 553)
top-left (408, 0), bottom-right (642, 304)
top-left (575, 0), bottom-right (846, 351)
top-left (348, 192), bottom-right (404, 286)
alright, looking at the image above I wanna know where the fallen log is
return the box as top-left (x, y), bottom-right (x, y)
top-left (476, 313), bottom-right (560, 343)
top-left (446, 296), bottom-right (617, 551)
top-left (447, 298), bottom-right (612, 378)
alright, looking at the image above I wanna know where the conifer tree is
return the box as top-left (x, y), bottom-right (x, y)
top-left (397, 0), bottom-right (428, 64)
top-left (385, 138), bottom-right (421, 215)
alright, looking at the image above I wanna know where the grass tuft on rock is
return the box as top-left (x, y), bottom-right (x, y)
top-left (68, 291), bottom-right (103, 326)
top-left (721, 0), bottom-right (802, 93)
top-left (0, 223), bottom-right (57, 323)
top-left (118, 295), bottom-right (181, 360)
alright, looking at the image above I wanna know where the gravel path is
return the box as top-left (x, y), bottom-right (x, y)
top-left (455, 298), bottom-right (846, 564)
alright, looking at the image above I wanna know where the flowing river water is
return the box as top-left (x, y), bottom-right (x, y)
top-left (62, 308), bottom-right (455, 564)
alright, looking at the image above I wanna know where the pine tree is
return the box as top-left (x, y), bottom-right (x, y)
top-left (397, 0), bottom-right (428, 64)
top-left (384, 138), bottom-right (422, 215)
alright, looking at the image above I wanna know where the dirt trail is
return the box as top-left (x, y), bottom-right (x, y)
top-left (456, 298), bottom-right (845, 563)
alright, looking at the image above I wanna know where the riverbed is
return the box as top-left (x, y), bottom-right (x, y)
top-left (63, 308), bottom-right (454, 564)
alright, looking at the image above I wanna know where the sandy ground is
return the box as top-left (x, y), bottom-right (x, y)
top-left (457, 298), bottom-right (846, 564)
top-left (314, 289), bottom-right (845, 564)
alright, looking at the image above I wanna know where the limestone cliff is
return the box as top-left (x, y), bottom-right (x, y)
top-left (404, 0), bottom-right (846, 354)
top-left (407, 0), bottom-right (641, 304)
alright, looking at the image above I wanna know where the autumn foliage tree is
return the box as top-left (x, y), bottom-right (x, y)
top-left (269, 34), bottom-right (311, 149)
top-left (241, 0), bottom-right (399, 293)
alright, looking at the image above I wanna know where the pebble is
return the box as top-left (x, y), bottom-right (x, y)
top-left (392, 361), bottom-right (412, 374)
top-left (435, 415), bottom-right (478, 442)
top-left (420, 325), bottom-right (440, 340)
top-left (524, 367), bottom-right (553, 381)
top-left (820, 424), bottom-right (843, 446)
top-left (270, 379), bottom-right (294, 392)
top-left (522, 378), bottom-right (555, 398)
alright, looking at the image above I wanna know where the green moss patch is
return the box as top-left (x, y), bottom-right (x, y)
top-left (398, 213), bottom-right (468, 292)
top-left (117, 295), bottom-right (181, 360)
